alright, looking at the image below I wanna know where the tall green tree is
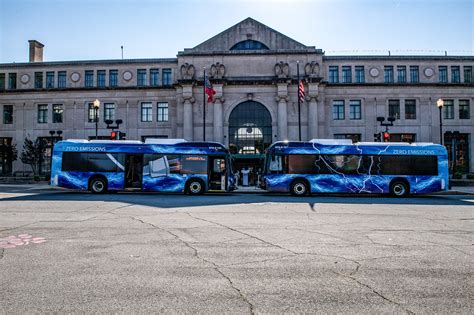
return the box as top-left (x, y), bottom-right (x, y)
top-left (20, 137), bottom-right (47, 175)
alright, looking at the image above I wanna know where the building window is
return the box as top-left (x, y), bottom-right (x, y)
top-left (409, 66), bottom-right (419, 83)
top-left (88, 103), bottom-right (97, 123)
top-left (97, 70), bottom-right (106, 87)
top-left (8, 73), bottom-right (16, 89)
top-left (230, 40), bottom-right (269, 50)
top-left (388, 99), bottom-right (400, 119)
top-left (0, 74), bottom-right (5, 90)
top-left (355, 66), bottom-right (365, 83)
top-left (397, 66), bottom-right (406, 83)
top-left (439, 66), bottom-right (448, 83)
top-left (58, 71), bottom-right (67, 88)
top-left (443, 99), bottom-right (454, 119)
top-left (85, 70), bottom-right (94, 87)
top-left (162, 69), bottom-right (172, 86)
top-left (52, 104), bottom-right (63, 123)
top-left (137, 69), bottom-right (147, 86)
top-left (37, 104), bottom-right (48, 123)
top-left (109, 70), bottom-right (118, 87)
top-left (157, 102), bottom-right (168, 122)
top-left (464, 66), bottom-right (472, 83)
top-left (34, 72), bottom-right (43, 89)
top-left (141, 102), bottom-right (152, 122)
top-left (334, 134), bottom-right (361, 143)
top-left (459, 100), bottom-right (470, 119)
top-left (332, 100), bottom-right (344, 120)
top-left (150, 69), bottom-right (159, 86)
top-left (342, 66), bottom-right (352, 83)
top-left (451, 66), bottom-right (460, 83)
top-left (3, 105), bottom-right (13, 124)
top-left (384, 66), bottom-right (394, 83)
top-left (46, 72), bottom-right (55, 88)
top-left (104, 103), bottom-right (116, 121)
top-left (405, 99), bottom-right (416, 119)
top-left (349, 100), bottom-right (361, 120)
top-left (328, 66), bottom-right (339, 83)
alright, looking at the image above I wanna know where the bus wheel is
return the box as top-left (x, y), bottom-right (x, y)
top-left (291, 180), bottom-right (308, 196)
top-left (187, 179), bottom-right (204, 195)
top-left (390, 180), bottom-right (408, 197)
top-left (90, 177), bottom-right (107, 194)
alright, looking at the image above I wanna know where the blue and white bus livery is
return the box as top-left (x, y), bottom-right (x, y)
top-left (261, 139), bottom-right (449, 197)
top-left (51, 139), bottom-right (236, 194)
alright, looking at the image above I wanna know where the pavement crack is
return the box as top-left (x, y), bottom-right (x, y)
top-left (0, 248), bottom-right (4, 259)
top-left (221, 254), bottom-right (296, 267)
top-left (128, 215), bottom-right (255, 314)
top-left (186, 212), bottom-right (298, 255)
top-left (333, 271), bottom-right (415, 314)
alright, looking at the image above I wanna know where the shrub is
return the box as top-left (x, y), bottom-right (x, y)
top-left (453, 172), bottom-right (463, 179)
top-left (467, 173), bottom-right (474, 180)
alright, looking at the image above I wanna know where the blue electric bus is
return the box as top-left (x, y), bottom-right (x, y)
top-left (51, 139), bottom-right (236, 194)
top-left (261, 140), bottom-right (449, 197)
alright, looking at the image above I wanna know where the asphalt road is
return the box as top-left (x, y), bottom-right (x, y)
top-left (0, 187), bottom-right (473, 314)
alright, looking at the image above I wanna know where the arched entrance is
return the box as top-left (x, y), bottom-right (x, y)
top-left (228, 101), bottom-right (272, 186)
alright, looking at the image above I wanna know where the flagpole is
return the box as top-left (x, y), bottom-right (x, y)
top-left (297, 61), bottom-right (302, 141)
top-left (203, 68), bottom-right (206, 141)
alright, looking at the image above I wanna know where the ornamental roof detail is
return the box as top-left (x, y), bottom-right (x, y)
top-left (180, 17), bottom-right (316, 54)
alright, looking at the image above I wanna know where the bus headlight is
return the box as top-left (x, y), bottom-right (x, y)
top-left (441, 179), bottom-right (445, 190)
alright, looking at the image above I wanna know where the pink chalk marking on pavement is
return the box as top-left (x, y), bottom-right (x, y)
top-left (0, 234), bottom-right (47, 249)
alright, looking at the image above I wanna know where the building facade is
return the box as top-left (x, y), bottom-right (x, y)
top-left (1, 18), bottom-right (473, 176)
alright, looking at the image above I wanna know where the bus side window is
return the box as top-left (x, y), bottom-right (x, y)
top-left (269, 155), bottom-right (283, 173)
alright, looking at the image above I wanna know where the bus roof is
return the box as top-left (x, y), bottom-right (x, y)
top-left (267, 140), bottom-right (446, 156)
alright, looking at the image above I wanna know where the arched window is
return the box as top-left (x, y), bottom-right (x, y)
top-left (230, 40), bottom-right (269, 51)
top-left (229, 101), bottom-right (272, 155)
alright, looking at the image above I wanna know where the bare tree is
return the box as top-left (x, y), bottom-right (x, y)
top-left (20, 137), bottom-right (47, 175)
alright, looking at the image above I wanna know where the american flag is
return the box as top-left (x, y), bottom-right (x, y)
top-left (298, 79), bottom-right (305, 103)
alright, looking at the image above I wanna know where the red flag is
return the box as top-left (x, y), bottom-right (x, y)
top-left (205, 77), bottom-right (216, 103)
top-left (298, 80), bottom-right (305, 103)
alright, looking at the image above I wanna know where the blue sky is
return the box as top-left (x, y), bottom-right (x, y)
top-left (0, 0), bottom-right (472, 63)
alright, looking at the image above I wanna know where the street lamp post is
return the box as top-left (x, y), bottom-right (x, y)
top-left (436, 99), bottom-right (444, 145)
top-left (93, 99), bottom-right (100, 139)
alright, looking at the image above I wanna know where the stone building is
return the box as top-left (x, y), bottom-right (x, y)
top-left (0, 17), bottom-right (473, 176)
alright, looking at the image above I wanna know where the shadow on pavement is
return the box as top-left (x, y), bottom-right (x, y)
top-left (1, 188), bottom-right (473, 208)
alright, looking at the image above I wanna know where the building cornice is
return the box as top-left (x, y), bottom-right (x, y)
top-left (323, 55), bottom-right (474, 61)
top-left (0, 58), bottom-right (178, 68)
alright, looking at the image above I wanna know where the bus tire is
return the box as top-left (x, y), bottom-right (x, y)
top-left (291, 179), bottom-right (309, 196)
top-left (186, 178), bottom-right (204, 195)
top-left (89, 176), bottom-right (107, 194)
top-left (390, 180), bottom-right (409, 197)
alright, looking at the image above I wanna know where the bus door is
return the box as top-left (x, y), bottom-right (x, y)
top-left (125, 154), bottom-right (143, 189)
top-left (209, 156), bottom-right (227, 191)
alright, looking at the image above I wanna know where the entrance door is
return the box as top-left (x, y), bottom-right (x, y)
top-left (228, 101), bottom-right (272, 186)
top-left (125, 154), bottom-right (143, 189)
top-left (208, 156), bottom-right (227, 191)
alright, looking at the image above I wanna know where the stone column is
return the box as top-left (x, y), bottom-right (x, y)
top-left (276, 82), bottom-right (289, 141)
top-left (182, 84), bottom-right (195, 141)
top-left (213, 84), bottom-right (224, 144)
top-left (307, 82), bottom-right (319, 140)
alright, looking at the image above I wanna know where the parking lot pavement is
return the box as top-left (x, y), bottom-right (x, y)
top-left (0, 188), bottom-right (473, 313)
